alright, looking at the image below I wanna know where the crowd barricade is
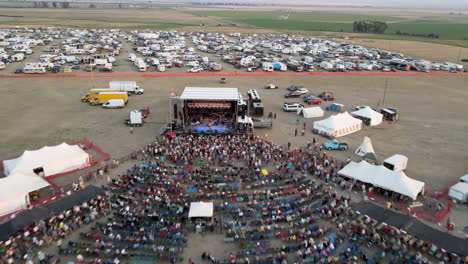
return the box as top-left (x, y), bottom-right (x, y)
top-left (367, 192), bottom-right (450, 223)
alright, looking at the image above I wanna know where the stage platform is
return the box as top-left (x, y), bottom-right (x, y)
top-left (188, 124), bottom-right (231, 133)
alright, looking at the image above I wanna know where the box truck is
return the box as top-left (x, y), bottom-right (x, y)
top-left (126, 110), bottom-right (143, 127)
top-left (109, 81), bottom-right (144, 95)
top-left (81, 88), bottom-right (119, 102)
top-left (89, 92), bottom-right (128, 105)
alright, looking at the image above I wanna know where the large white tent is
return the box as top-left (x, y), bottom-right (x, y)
top-left (313, 112), bottom-right (362, 137)
top-left (3, 143), bottom-right (90, 177)
top-left (351, 106), bottom-right (383, 126)
top-left (338, 160), bottom-right (425, 200)
top-left (188, 201), bottom-right (214, 218)
top-left (298, 107), bottom-right (324, 118)
top-left (0, 172), bottom-right (50, 216)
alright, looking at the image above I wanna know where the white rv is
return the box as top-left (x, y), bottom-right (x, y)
top-left (11, 53), bottom-right (25, 62)
top-left (128, 53), bottom-right (136, 62)
top-left (23, 66), bottom-right (47, 74)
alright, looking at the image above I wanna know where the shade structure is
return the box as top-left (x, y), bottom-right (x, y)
top-left (338, 160), bottom-right (425, 200)
top-left (313, 112), bottom-right (362, 137)
top-left (188, 201), bottom-right (213, 218)
top-left (3, 143), bottom-right (90, 177)
top-left (351, 106), bottom-right (383, 126)
top-left (355, 136), bottom-right (375, 157)
top-left (180, 87), bottom-right (240, 101)
top-left (298, 107), bottom-right (324, 118)
top-left (0, 172), bottom-right (50, 216)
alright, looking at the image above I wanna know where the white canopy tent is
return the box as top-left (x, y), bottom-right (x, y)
top-left (0, 172), bottom-right (50, 216)
top-left (338, 160), bottom-right (425, 200)
top-left (3, 143), bottom-right (90, 178)
top-left (298, 107), bottom-right (324, 118)
top-left (355, 136), bottom-right (375, 157)
top-left (351, 106), bottom-right (383, 126)
top-left (188, 201), bottom-right (214, 218)
top-left (313, 112), bottom-right (362, 137)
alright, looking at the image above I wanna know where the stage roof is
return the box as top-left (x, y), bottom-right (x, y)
top-left (180, 87), bottom-right (240, 101)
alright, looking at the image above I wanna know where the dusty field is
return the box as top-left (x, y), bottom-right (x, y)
top-left (0, 8), bottom-right (218, 27)
top-left (0, 74), bottom-right (467, 191)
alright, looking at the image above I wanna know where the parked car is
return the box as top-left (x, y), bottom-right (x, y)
top-left (283, 102), bottom-right (304, 112)
top-left (71, 65), bottom-right (80, 70)
top-left (287, 85), bottom-right (303, 91)
top-left (323, 140), bottom-right (348, 150)
top-left (318, 92), bottom-right (335, 101)
top-left (296, 88), bottom-right (310, 95)
top-left (304, 95), bottom-right (323, 104)
top-left (139, 107), bottom-right (150, 118)
top-left (187, 67), bottom-right (203, 73)
top-left (14, 68), bottom-right (22, 74)
top-left (264, 84), bottom-right (278, 89)
top-left (284, 91), bottom-right (302, 98)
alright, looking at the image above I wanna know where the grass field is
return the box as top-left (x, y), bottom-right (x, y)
top-left (0, 6), bottom-right (467, 47)
top-left (186, 10), bottom-right (468, 43)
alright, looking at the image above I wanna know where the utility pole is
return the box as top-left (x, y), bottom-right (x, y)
top-left (457, 47), bottom-right (462, 62)
top-left (382, 78), bottom-right (389, 107)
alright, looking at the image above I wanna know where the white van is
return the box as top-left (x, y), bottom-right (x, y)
top-left (102, 99), bottom-right (125, 109)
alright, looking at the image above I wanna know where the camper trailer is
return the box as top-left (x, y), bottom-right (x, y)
top-left (11, 53), bottom-right (25, 62)
top-left (23, 66), bottom-right (47, 74)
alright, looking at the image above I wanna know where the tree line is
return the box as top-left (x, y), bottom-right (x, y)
top-left (395, 30), bottom-right (439, 39)
top-left (352, 21), bottom-right (388, 34)
top-left (33, 2), bottom-right (70, 8)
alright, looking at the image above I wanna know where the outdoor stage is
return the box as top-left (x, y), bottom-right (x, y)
top-left (174, 87), bottom-right (247, 135)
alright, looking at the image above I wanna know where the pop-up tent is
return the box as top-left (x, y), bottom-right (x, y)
top-left (0, 172), bottom-right (50, 216)
top-left (355, 137), bottom-right (375, 157)
top-left (313, 112), bottom-right (362, 137)
top-left (3, 143), bottom-right (90, 177)
top-left (351, 106), bottom-right (383, 126)
top-left (298, 107), bottom-right (324, 118)
top-left (338, 160), bottom-right (425, 200)
top-left (188, 201), bottom-right (213, 218)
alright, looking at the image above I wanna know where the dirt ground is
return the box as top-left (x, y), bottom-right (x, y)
top-left (0, 74), bottom-right (467, 191)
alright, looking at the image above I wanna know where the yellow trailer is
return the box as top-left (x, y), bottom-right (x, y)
top-left (81, 88), bottom-right (119, 102)
top-left (89, 92), bottom-right (128, 105)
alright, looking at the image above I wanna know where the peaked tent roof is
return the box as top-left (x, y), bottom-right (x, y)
top-left (188, 201), bottom-right (213, 218)
top-left (299, 107), bottom-right (324, 118)
top-left (0, 172), bottom-right (50, 216)
top-left (180, 87), bottom-right (240, 101)
top-left (313, 112), bottom-right (362, 137)
top-left (338, 160), bottom-right (424, 199)
top-left (3, 143), bottom-right (89, 177)
top-left (351, 106), bottom-right (383, 126)
top-left (355, 136), bottom-right (375, 157)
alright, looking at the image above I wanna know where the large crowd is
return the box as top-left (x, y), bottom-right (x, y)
top-left (0, 135), bottom-right (466, 264)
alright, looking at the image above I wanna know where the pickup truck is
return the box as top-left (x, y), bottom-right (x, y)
top-left (252, 118), bottom-right (272, 128)
top-left (323, 140), bottom-right (348, 150)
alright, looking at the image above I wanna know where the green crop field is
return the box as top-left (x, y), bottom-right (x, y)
top-left (186, 10), bottom-right (468, 42)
